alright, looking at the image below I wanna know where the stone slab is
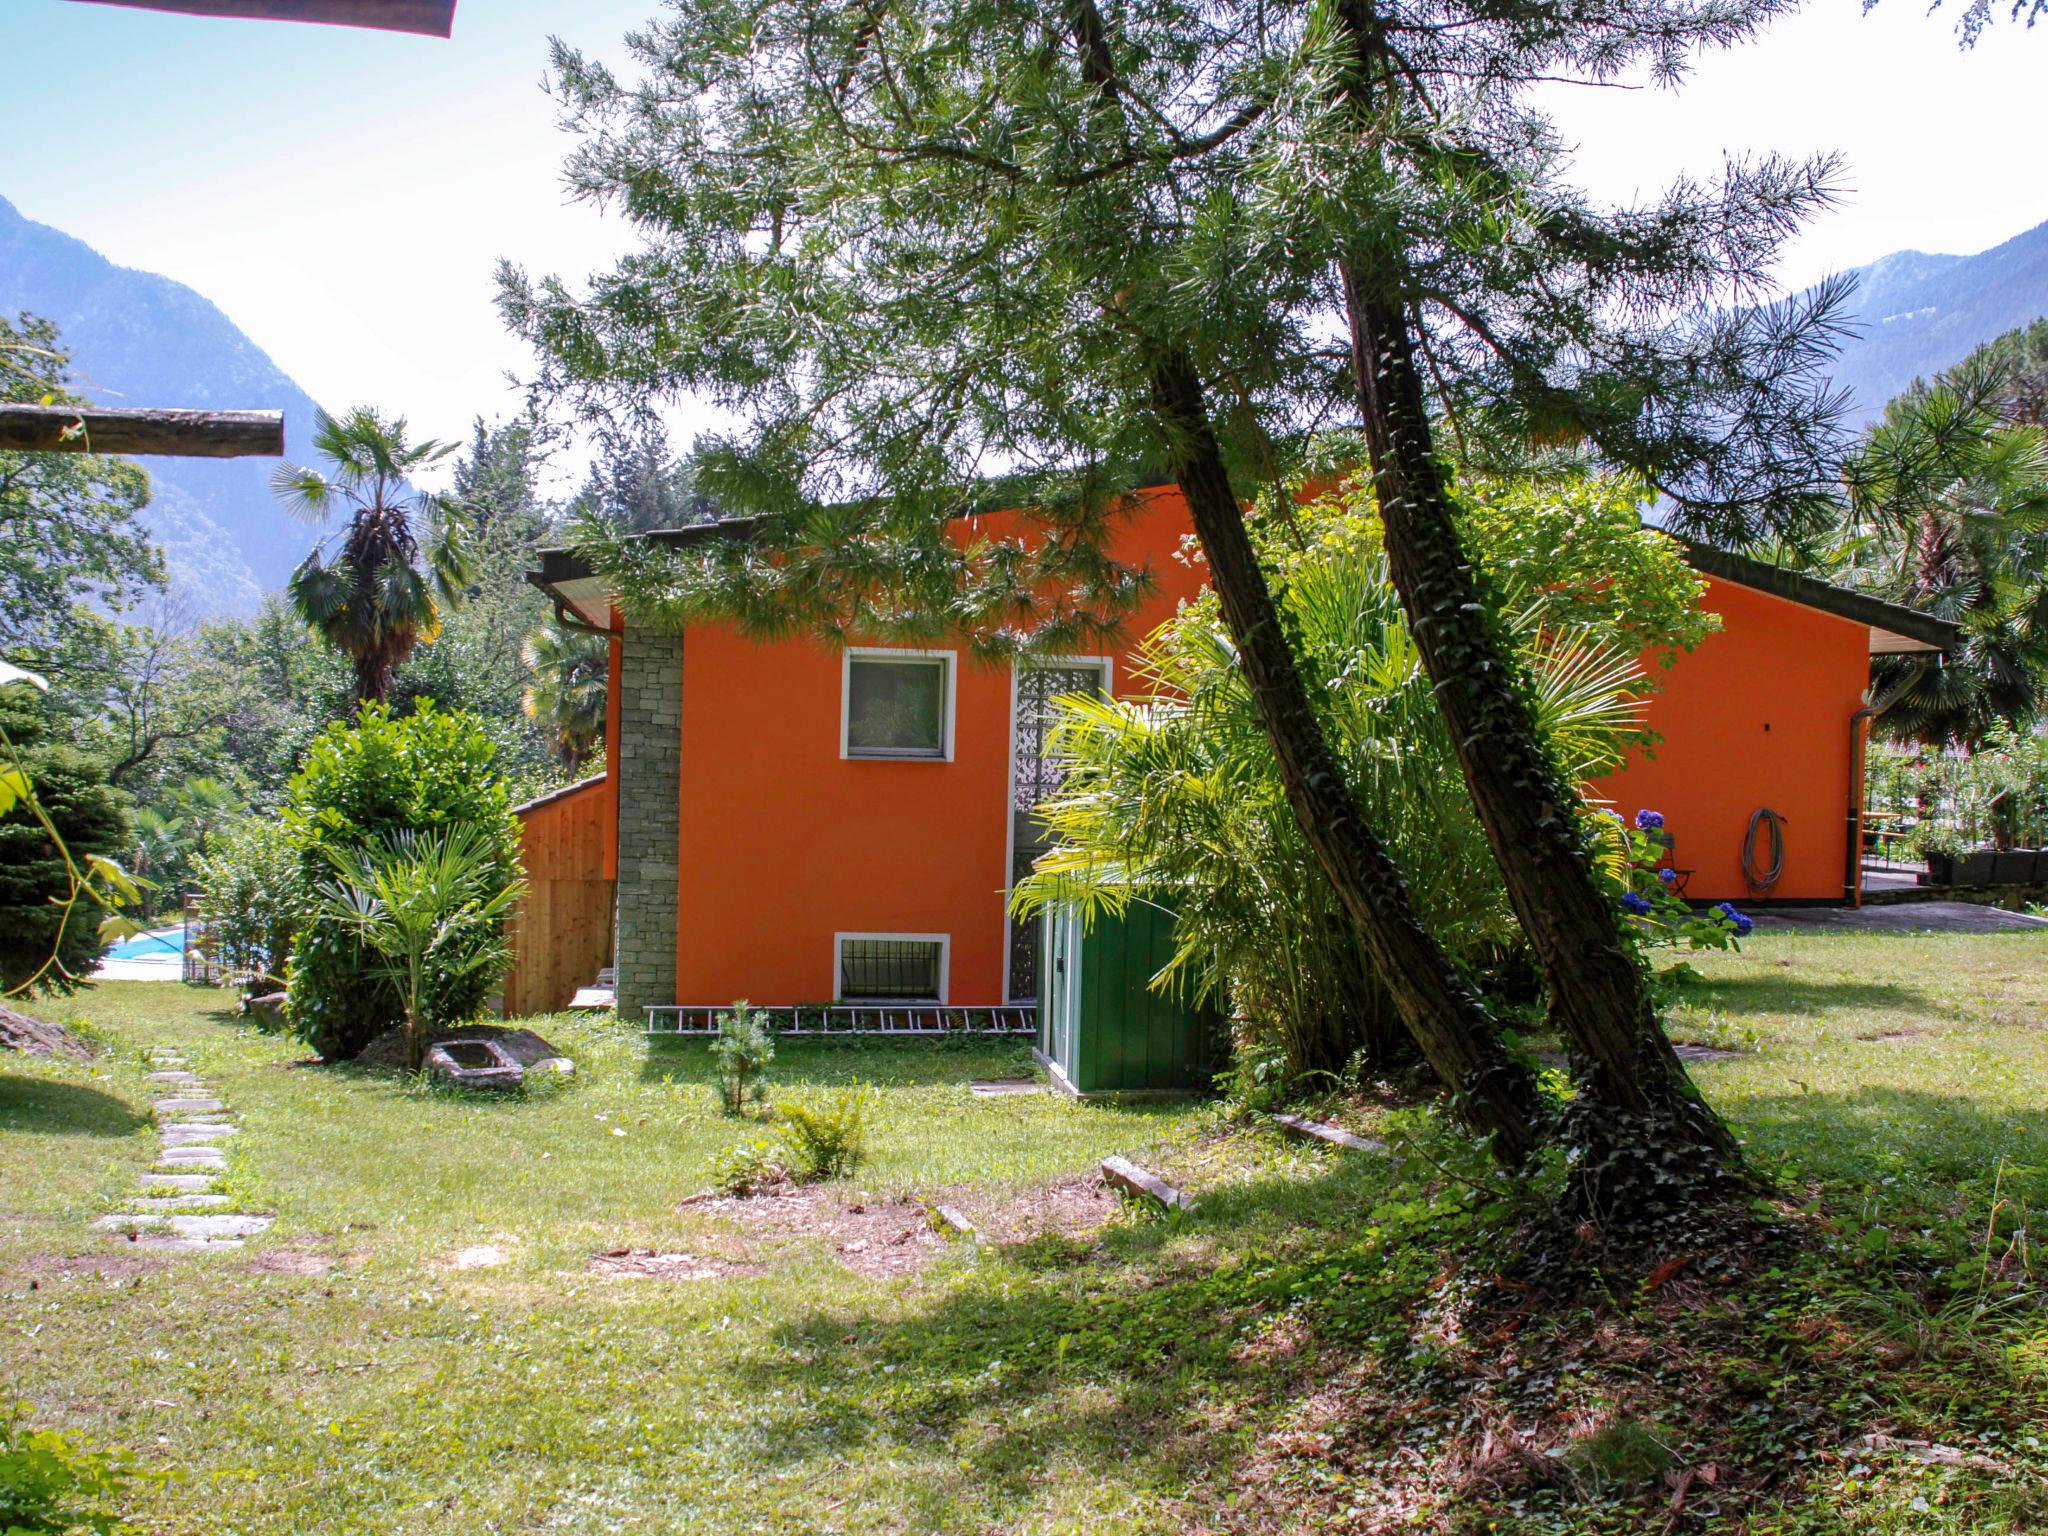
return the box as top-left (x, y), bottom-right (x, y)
top-left (1101, 1155), bottom-right (1197, 1212)
top-left (145, 1070), bottom-right (200, 1083)
top-left (156, 1147), bottom-right (227, 1166)
top-left (127, 1194), bottom-right (231, 1211)
top-left (94, 1213), bottom-right (272, 1239)
top-left (161, 1124), bottom-right (238, 1142)
top-left (969, 1079), bottom-right (1045, 1097)
top-left (153, 1097), bottom-right (224, 1116)
top-left (1269, 1111), bottom-right (1388, 1153)
top-left (141, 1173), bottom-right (220, 1193)
top-left (130, 1235), bottom-right (247, 1252)
top-left (933, 1204), bottom-right (979, 1238)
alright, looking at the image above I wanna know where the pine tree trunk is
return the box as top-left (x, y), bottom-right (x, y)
top-left (1337, 275), bottom-right (1744, 1202)
top-left (1061, 0), bottom-right (1538, 1163)
top-left (1149, 352), bottom-right (1543, 1164)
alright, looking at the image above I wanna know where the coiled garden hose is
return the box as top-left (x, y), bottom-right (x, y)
top-left (1743, 807), bottom-right (1787, 898)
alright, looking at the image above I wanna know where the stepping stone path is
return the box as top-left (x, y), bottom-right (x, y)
top-left (92, 1048), bottom-right (273, 1253)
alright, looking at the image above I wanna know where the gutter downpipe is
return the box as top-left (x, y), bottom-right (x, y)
top-left (552, 596), bottom-right (614, 641)
top-left (1847, 657), bottom-right (1932, 907)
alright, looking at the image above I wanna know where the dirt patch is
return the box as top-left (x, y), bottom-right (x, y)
top-left (247, 1249), bottom-right (341, 1276)
top-left (972, 1174), bottom-right (1122, 1244)
top-left (687, 1173), bottom-right (1122, 1277)
top-left (0, 1005), bottom-right (93, 1060)
top-left (696, 1187), bottom-right (954, 1277)
top-left (589, 1248), bottom-right (766, 1281)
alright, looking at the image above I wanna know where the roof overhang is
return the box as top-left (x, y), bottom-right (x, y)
top-left (526, 507), bottom-right (1964, 661)
top-left (1675, 540), bottom-right (1959, 656)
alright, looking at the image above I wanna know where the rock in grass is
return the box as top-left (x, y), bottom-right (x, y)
top-left (1101, 1155), bottom-right (1196, 1212)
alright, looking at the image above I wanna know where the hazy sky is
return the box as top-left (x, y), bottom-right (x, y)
top-left (5, 0), bottom-right (2044, 490)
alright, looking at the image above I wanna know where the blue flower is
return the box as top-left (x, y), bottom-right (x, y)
top-left (1656, 867), bottom-right (1677, 885)
top-left (1619, 890), bottom-right (1653, 916)
top-left (1634, 809), bottom-right (1666, 831)
top-left (1713, 901), bottom-right (1754, 937)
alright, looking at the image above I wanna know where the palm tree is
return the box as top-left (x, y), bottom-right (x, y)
top-left (274, 407), bottom-right (473, 704)
top-left (1841, 366), bottom-right (2048, 747)
top-left (315, 824), bottom-right (524, 1072)
top-left (520, 616), bottom-right (609, 773)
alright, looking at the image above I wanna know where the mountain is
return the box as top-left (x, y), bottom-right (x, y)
top-left (0, 193), bottom-right (327, 617)
top-left (1825, 217), bottom-right (2048, 423)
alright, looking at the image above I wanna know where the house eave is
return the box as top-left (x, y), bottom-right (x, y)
top-left (1673, 539), bottom-right (1959, 656)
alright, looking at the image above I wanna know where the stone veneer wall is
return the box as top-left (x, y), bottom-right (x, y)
top-left (613, 628), bottom-right (682, 1022)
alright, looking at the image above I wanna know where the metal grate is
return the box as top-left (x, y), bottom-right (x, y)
top-left (839, 938), bottom-right (943, 999)
top-left (1012, 663), bottom-right (1105, 811)
top-left (646, 1004), bottom-right (1036, 1037)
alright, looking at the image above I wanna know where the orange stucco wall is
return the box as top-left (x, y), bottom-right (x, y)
top-left (649, 511), bottom-right (1872, 1007)
top-left (1592, 576), bottom-right (1867, 903)
top-left (670, 488), bottom-right (1210, 1007)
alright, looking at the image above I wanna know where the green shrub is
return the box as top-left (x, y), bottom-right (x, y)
top-left (773, 1086), bottom-right (874, 1182)
top-left (707, 1136), bottom-right (785, 1195)
top-left (0, 1403), bottom-right (137, 1535)
top-left (709, 1001), bottom-right (775, 1115)
top-left (314, 825), bottom-right (524, 1073)
top-left (1015, 471), bottom-right (1704, 1090)
top-left (193, 815), bottom-right (303, 987)
top-left (281, 702), bottom-right (520, 1060)
top-left (0, 691), bottom-right (130, 996)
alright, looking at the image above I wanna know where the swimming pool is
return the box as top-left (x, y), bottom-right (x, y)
top-left (104, 926), bottom-right (184, 961)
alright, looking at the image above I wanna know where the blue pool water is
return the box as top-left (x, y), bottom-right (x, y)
top-left (105, 926), bottom-right (183, 961)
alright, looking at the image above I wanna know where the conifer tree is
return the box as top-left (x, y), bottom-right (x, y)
top-left (504, 0), bottom-right (1851, 1205)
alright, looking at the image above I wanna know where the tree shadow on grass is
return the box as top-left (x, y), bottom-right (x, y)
top-left (699, 1150), bottom-right (1398, 1516)
top-left (0, 1074), bottom-right (146, 1137)
top-left (1674, 974), bottom-right (1939, 1019)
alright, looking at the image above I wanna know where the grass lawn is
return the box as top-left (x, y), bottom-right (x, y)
top-left (4, 929), bottom-right (2046, 1534)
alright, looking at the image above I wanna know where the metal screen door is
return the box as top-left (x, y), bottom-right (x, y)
top-left (1008, 661), bottom-right (1106, 1002)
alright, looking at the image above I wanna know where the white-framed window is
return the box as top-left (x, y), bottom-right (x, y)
top-left (834, 933), bottom-right (950, 1002)
top-left (841, 648), bottom-right (956, 760)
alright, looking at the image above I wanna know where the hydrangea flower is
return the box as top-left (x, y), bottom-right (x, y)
top-left (1634, 809), bottom-right (1666, 831)
top-left (1619, 890), bottom-right (1653, 916)
top-left (1713, 901), bottom-right (1755, 937)
top-left (1656, 867), bottom-right (1677, 885)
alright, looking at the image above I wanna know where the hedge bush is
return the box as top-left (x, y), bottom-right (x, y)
top-left (282, 703), bottom-right (521, 1060)
top-left (0, 690), bottom-right (129, 996)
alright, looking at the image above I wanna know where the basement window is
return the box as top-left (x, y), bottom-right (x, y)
top-left (836, 935), bottom-right (948, 1002)
top-left (843, 649), bottom-right (954, 760)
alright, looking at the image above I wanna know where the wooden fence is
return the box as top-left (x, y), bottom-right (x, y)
top-left (502, 775), bottom-right (614, 1016)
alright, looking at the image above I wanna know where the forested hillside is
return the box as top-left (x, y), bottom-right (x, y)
top-left (0, 194), bottom-right (326, 614)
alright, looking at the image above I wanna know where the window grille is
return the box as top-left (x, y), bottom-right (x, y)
top-left (1012, 663), bottom-right (1106, 810)
top-left (839, 938), bottom-right (944, 999)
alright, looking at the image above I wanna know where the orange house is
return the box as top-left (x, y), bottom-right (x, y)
top-left (528, 487), bottom-right (1954, 1021)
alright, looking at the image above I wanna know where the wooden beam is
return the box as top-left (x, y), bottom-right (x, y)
top-left (63, 0), bottom-right (456, 36)
top-left (0, 405), bottom-right (285, 458)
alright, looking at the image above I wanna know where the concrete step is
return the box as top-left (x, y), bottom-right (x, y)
top-left (94, 1213), bottom-right (273, 1240)
top-left (141, 1173), bottom-right (220, 1193)
top-left (126, 1194), bottom-right (231, 1212)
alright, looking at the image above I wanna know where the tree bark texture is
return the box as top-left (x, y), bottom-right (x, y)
top-left (1337, 272), bottom-right (1743, 1189)
top-left (1150, 351), bottom-right (1543, 1164)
